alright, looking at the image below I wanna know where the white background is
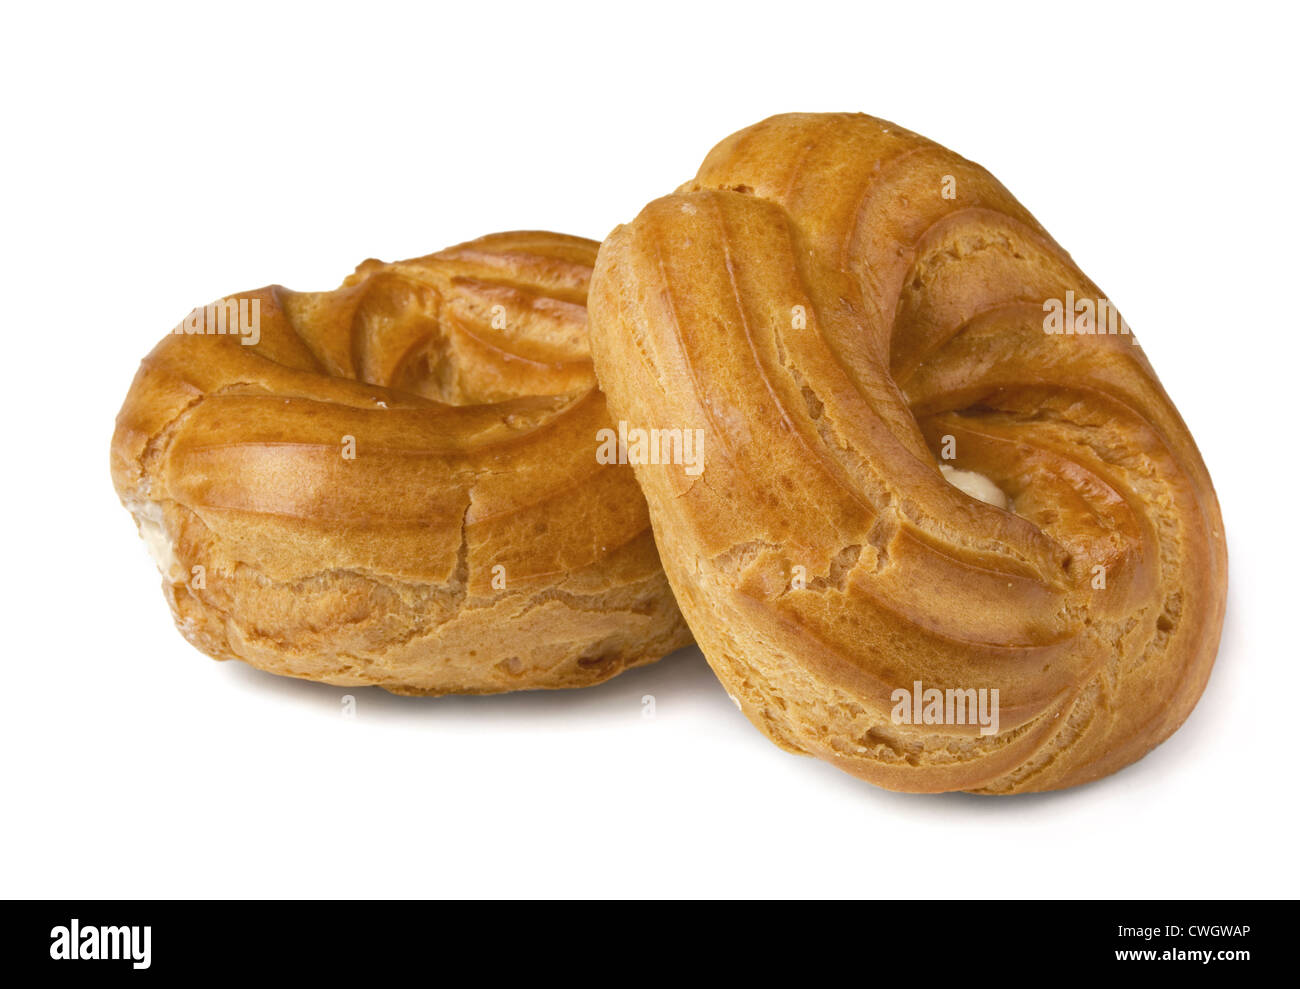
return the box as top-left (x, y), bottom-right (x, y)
top-left (2, 1), bottom-right (1295, 898)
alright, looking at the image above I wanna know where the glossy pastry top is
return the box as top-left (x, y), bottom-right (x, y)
top-left (113, 232), bottom-right (691, 694)
top-left (588, 113), bottom-right (1226, 792)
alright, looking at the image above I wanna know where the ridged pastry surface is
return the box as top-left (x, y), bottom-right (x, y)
top-left (112, 232), bottom-right (692, 694)
top-left (588, 114), bottom-right (1227, 792)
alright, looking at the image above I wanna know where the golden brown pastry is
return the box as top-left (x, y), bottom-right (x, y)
top-left (588, 113), bottom-right (1227, 792)
top-left (112, 231), bottom-right (692, 694)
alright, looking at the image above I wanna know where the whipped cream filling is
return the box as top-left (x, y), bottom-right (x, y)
top-left (129, 499), bottom-right (183, 582)
top-left (940, 464), bottom-right (1010, 511)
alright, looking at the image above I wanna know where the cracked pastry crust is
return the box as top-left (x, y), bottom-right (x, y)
top-left (587, 114), bottom-right (1227, 793)
top-left (112, 231), bottom-right (692, 695)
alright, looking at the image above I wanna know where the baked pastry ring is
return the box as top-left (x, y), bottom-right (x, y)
top-left (588, 114), bottom-right (1227, 792)
top-left (112, 232), bottom-right (691, 695)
